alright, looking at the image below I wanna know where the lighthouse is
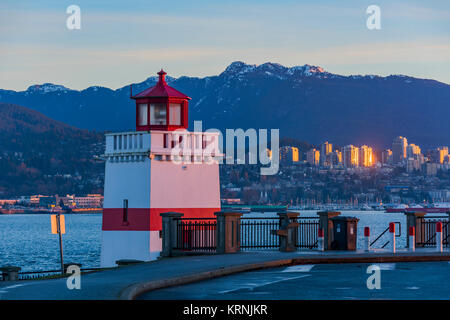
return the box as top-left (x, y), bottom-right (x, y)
top-left (100, 70), bottom-right (221, 267)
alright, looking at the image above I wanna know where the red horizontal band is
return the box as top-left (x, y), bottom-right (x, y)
top-left (102, 207), bottom-right (219, 231)
top-left (409, 226), bottom-right (415, 236)
top-left (436, 222), bottom-right (442, 233)
top-left (364, 227), bottom-right (370, 237)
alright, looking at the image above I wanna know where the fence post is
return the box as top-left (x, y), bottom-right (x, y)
top-left (276, 212), bottom-right (300, 252)
top-left (318, 228), bottom-right (324, 251)
top-left (215, 211), bottom-right (242, 254)
top-left (436, 222), bottom-right (443, 252)
top-left (364, 227), bottom-right (370, 252)
top-left (317, 211), bottom-right (340, 250)
top-left (409, 226), bottom-right (415, 252)
top-left (160, 212), bottom-right (184, 257)
top-left (0, 266), bottom-right (21, 281)
top-left (404, 211), bottom-right (426, 248)
top-left (389, 222), bottom-right (396, 253)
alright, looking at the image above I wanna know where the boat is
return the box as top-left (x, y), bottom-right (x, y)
top-left (0, 208), bottom-right (25, 214)
top-left (386, 203), bottom-right (450, 213)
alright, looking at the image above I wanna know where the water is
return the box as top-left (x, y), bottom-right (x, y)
top-left (0, 214), bottom-right (102, 272)
top-left (305, 210), bottom-right (408, 249)
top-left (0, 211), bottom-right (446, 272)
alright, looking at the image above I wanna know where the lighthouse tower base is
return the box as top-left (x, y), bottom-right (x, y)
top-left (101, 231), bottom-right (161, 267)
top-left (100, 131), bottom-right (220, 267)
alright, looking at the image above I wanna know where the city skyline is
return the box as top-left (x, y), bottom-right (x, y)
top-left (283, 135), bottom-right (449, 170)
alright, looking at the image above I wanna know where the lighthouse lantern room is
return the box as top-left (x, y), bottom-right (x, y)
top-left (133, 69), bottom-right (190, 131)
top-left (101, 70), bottom-right (221, 267)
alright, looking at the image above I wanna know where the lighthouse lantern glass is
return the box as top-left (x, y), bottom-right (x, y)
top-left (138, 104), bottom-right (148, 126)
top-left (169, 103), bottom-right (181, 125)
top-left (150, 103), bottom-right (167, 125)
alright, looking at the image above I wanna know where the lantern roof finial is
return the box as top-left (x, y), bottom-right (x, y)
top-left (157, 69), bottom-right (167, 84)
top-left (131, 69), bottom-right (191, 100)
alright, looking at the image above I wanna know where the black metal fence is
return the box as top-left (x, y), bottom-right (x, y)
top-left (294, 217), bottom-right (320, 249)
top-left (18, 270), bottom-right (61, 280)
top-left (174, 218), bottom-right (217, 252)
top-left (417, 217), bottom-right (449, 248)
top-left (240, 218), bottom-right (280, 250)
top-left (170, 215), bottom-right (320, 253)
top-left (240, 217), bottom-right (320, 250)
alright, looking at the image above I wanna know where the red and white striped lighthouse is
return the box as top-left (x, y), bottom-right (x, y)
top-left (100, 70), bottom-right (221, 267)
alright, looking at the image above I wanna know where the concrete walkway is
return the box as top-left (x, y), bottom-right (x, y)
top-left (1, 248), bottom-right (450, 300)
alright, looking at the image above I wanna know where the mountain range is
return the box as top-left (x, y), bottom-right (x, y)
top-left (1, 61), bottom-right (449, 149)
top-left (0, 103), bottom-right (104, 197)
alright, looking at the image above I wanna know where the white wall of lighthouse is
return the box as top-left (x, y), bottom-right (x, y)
top-left (101, 130), bottom-right (221, 267)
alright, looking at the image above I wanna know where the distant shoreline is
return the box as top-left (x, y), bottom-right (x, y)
top-left (0, 209), bottom-right (103, 215)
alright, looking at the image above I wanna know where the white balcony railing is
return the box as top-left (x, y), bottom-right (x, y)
top-left (103, 130), bottom-right (221, 163)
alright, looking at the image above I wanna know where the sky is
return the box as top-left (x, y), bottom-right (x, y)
top-left (0, 0), bottom-right (449, 90)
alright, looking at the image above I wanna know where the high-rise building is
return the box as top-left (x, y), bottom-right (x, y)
top-left (407, 158), bottom-right (421, 173)
top-left (306, 148), bottom-right (320, 166)
top-left (422, 162), bottom-right (438, 176)
top-left (392, 136), bottom-right (408, 164)
top-left (327, 150), bottom-right (342, 167)
top-left (382, 149), bottom-right (392, 164)
top-left (335, 150), bottom-right (342, 164)
top-left (292, 147), bottom-right (299, 162)
top-left (437, 146), bottom-right (449, 164)
top-left (342, 145), bottom-right (359, 167)
top-left (320, 141), bottom-right (332, 166)
top-left (280, 146), bottom-right (299, 164)
top-left (359, 145), bottom-right (374, 167)
top-left (406, 144), bottom-right (421, 158)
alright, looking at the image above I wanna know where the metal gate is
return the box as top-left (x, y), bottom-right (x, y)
top-left (240, 217), bottom-right (319, 250)
top-left (174, 218), bottom-right (217, 252)
top-left (416, 217), bottom-right (449, 248)
top-left (294, 217), bottom-right (319, 249)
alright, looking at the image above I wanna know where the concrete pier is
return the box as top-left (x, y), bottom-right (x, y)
top-left (1, 248), bottom-right (449, 300)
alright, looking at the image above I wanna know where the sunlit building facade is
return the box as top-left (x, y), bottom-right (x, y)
top-left (392, 136), bottom-right (408, 164)
top-left (382, 149), bottom-right (392, 164)
top-left (307, 148), bottom-right (320, 166)
top-left (342, 145), bottom-right (359, 168)
top-left (280, 146), bottom-right (299, 164)
top-left (359, 145), bottom-right (374, 167)
top-left (406, 144), bottom-right (421, 158)
top-left (437, 146), bottom-right (449, 164)
top-left (320, 141), bottom-right (332, 166)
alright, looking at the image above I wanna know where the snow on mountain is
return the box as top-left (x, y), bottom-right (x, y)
top-left (25, 83), bottom-right (72, 94)
top-left (1, 60), bottom-right (448, 150)
top-left (221, 61), bottom-right (332, 81)
top-left (16, 62), bottom-right (422, 96)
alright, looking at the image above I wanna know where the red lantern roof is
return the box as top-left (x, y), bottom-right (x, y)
top-left (132, 69), bottom-right (191, 100)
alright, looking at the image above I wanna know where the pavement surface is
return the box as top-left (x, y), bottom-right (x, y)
top-left (139, 261), bottom-right (450, 300)
top-left (1, 248), bottom-right (449, 300)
